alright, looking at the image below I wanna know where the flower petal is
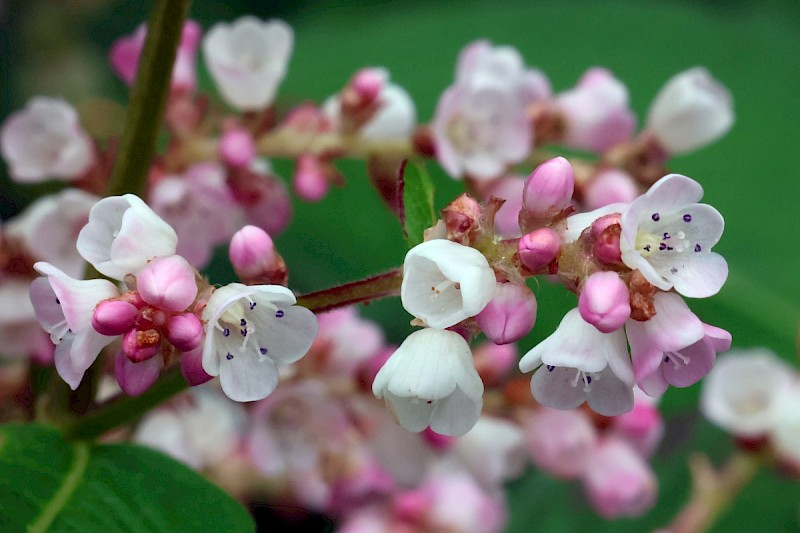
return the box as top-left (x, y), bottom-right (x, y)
top-left (219, 352), bottom-right (279, 402)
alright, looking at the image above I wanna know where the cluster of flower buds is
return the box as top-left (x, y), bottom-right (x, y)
top-left (27, 194), bottom-right (317, 401)
top-left (701, 348), bottom-right (800, 469)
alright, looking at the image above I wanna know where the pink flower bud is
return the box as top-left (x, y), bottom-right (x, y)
top-left (293, 154), bottom-right (329, 202)
top-left (522, 157), bottom-right (574, 218)
top-left (581, 437), bottom-right (657, 519)
top-left (611, 399), bottom-right (664, 457)
top-left (590, 214), bottom-right (622, 265)
top-left (473, 342), bottom-right (517, 386)
top-left (525, 407), bottom-right (598, 478)
top-left (123, 328), bottom-right (160, 363)
top-left (518, 228), bottom-right (561, 272)
top-left (136, 255), bottom-right (198, 312)
top-left (219, 128), bottom-right (256, 169)
top-left (166, 312), bottom-right (204, 352)
top-left (476, 282), bottom-right (537, 344)
top-left (180, 345), bottom-right (214, 386)
top-left (584, 169), bottom-right (638, 210)
top-left (92, 299), bottom-right (139, 336)
top-left (229, 225), bottom-right (276, 279)
top-left (115, 350), bottom-right (163, 396)
top-left (578, 272), bottom-right (630, 333)
top-left (352, 68), bottom-right (385, 104)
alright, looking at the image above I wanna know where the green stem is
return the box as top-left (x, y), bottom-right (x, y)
top-left (63, 267), bottom-right (404, 441)
top-left (106, 0), bottom-right (191, 198)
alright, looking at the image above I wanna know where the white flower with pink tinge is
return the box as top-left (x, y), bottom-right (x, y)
top-left (0, 97), bottom-right (94, 183)
top-left (433, 40), bottom-right (550, 180)
top-left (29, 262), bottom-right (118, 389)
top-left (76, 194), bottom-right (178, 281)
top-left (628, 292), bottom-right (731, 397)
top-left (519, 308), bottom-right (634, 416)
top-left (201, 283), bottom-right (317, 402)
top-left (620, 174), bottom-right (727, 298)
top-left (203, 17), bottom-right (293, 111)
top-left (372, 328), bottom-right (484, 436)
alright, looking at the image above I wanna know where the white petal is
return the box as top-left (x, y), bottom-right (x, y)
top-left (586, 367), bottom-right (634, 416)
top-left (531, 366), bottom-right (587, 410)
top-left (532, 308), bottom-right (616, 373)
top-left (430, 386), bottom-right (482, 436)
top-left (669, 252), bottom-right (728, 298)
top-left (219, 351), bottom-right (279, 402)
top-left (385, 391), bottom-right (435, 432)
top-left (249, 302), bottom-right (317, 364)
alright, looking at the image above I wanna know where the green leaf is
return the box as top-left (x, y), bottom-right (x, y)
top-left (0, 424), bottom-right (254, 533)
top-left (400, 160), bottom-right (436, 247)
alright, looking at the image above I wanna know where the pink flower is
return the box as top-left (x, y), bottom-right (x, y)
top-left (1, 98), bottom-right (94, 183)
top-left (525, 407), bottom-right (598, 478)
top-left (619, 174), bottom-right (727, 297)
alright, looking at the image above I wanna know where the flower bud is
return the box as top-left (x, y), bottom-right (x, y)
top-left (219, 128), bottom-right (256, 169)
top-left (611, 398), bottom-right (664, 457)
top-left (584, 169), bottom-right (638, 210)
top-left (293, 154), bottom-right (329, 202)
top-left (581, 438), bottom-right (657, 519)
top-left (646, 67), bottom-right (733, 154)
top-left (166, 312), bottom-right (204, 352)
top-left (476, 282), bottom-right (537, 344)
top-left (92, 299), bottom-right (139, 336)
top-left (590, 213), bottom-right (623, 266)
top-left (525, 408), bottom-right (598, 478)
top-left (521, 157), bottom-right (574, 218)
top-left (123, 328), bottom-right (160, 363)
top-left (229, 225), bottom-right (275, 276)
top-left (518, 228), bottom-right (561, 272)
top-left (579, 272), bottom-right (630, 333)
top-left (115, 350), bottom-right (163, 396)
top-left (473, 342), bottom-right (517, 386)
top-left (136, 255), bottom-right (198, 312)
top-left (180, 345), bottom-right (214, 386)
top-left (441, 193), bottom-right (481, 242)
top-left (351, 68), bottom-right (386, 105)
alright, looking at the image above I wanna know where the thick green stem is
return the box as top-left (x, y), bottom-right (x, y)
top-left (63, 268), bottom-right (404, 441)
top-left (106, 0), bottom-right (191, 198)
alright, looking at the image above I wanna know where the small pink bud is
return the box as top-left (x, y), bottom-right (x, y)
top-left (518, 228), bottom-right (561, 272)
top-left (584, 169), bottom-right (638, 210)
top-left (166, 312), bottom-right (204, 352)
top-left (591, 214), bottom-right (622, 265)
top-left (180, 345), bottom-right (214, 386)
top-left (136, 255), bottom-right (198, 312)
top-left (351, 68), bottom-right (385, 104)
top-left (293, 154), bottom-right (330, 202)
top-left (115, 350), bottom-right (163, 396)
top-left (92, 299), bottom-right (139, 336)
top-left (229, 225), bottom-right (278, 279)
top-left (473, 342), bottom-right (517, 386)
top-left (522, 157), bottom-right (575, 218)
top-left (579, 272), bottom-right (630, 333)
top-left (525, 408), bottom-right (598, 479)
top-left (476, 282), bottom-right (537, 345)
top-left (611, 400), bottom-right (664, 457)
top-left (421, 427), bottom-right (457, 451)
top-left (219, 128), bottom-right (256, 169)
top-left (123, 328), bottom-right (160, 363)
top-left (392, 489), bottom-right (430, 522)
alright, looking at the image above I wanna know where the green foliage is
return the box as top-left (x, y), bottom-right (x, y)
top-left (0, 424), bottom-right (254, 533)
top-left (401, 160), bottom-right (437, 247)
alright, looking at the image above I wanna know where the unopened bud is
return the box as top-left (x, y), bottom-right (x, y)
top-left (136, 255), bottom-right (198, 312)
top-left (166, 312), bottom-right (204, 352)
top-left (442, 193), bottom-right (481, 242)
top-left (584, 169), bottom-right (638, 210)
top-left (518, 228), bottom-right (561, 272)
top-left (525, 408), bottom-right (598, 478)
top-left (473, 341), bottom-right (517, 386)
top-left (92, 299), bottom-right (139, 336)
top-left (522, 157), bottom-right (574, 219)
top-left (219, 128), bottom-right (256, 169)
top-left (591, 214), bottom-right (623, 265)
top-left (611, 400), bottom-right (664, 457)
top-left (351, 68), bottom-right (385, 104)
top-left (115, 350), bottom-right (163, 396)
top-left (579, 272), bottom-right (630, 333)
top-left (229, 225), bottom-right (284, 284)
top-left (180, 345), bottom-right (214, 386)
top-left (476, 282), bottom-right (537, 345)
top-left (293, 154), bottom-right (329, 202)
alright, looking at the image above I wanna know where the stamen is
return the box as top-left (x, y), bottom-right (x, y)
top-left (223, 328), bottom-right (230, 337)
top-left (683, 214), bottom-right (692, 222)
top-left (226, 353), bottom-right (234, 360)
top-left (240, 318), bottom-right (247, 326)
top-left (695, 244), bottom-right (702, 252)
top-left (275, 310), bottom-right (284, 318)
top-left (651, 213), bottom-right (660, 221)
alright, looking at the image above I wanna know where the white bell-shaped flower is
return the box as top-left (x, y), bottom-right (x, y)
top-left (401, 239), bottom-right (495, 329)
top-left (201, 283), bottom-right (317, 402)
top-left (646, 67), bottom-right (733, 154)
top-left (203, 17), bottom-right (293, 111)
top-left (76, 194), bottom-right (178, 280)
top-left (372, 328), bottom-right (484, 436)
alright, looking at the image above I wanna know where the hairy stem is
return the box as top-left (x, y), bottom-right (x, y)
top-left (666, 452), bottom-right (763, 533)
top-left (106, 0), bottom-right (191, 198)
top-left (296, 268), bottom-right (403, 313)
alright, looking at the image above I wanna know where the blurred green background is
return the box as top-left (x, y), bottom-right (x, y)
top-left (2, 0), bottom-right (800, 530)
